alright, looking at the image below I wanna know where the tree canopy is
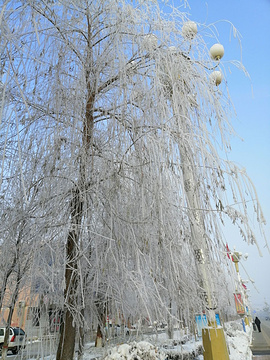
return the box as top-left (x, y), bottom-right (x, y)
top-left (0, 1), bottom-right (268, 358)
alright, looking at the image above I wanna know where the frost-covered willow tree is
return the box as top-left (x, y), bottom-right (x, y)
top-left (0, 0), bottom-right (268, 359)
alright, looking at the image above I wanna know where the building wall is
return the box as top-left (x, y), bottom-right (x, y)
top-left (0, 285), bottom-right (59, 338)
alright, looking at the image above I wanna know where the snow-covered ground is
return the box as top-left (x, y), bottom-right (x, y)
top-left (84, 320), bottom-right (252, 360)
top-left (224, 320), bottom-right (252, 360)
top-left (28, 319), bottom-right (252, 360)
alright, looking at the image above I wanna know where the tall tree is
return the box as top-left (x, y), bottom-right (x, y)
top-left (1, 1), bottom-right (268, 359)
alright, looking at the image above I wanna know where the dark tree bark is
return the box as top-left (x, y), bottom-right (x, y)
top-left (1, 268), bottom-right (21, 360)
top-left (95, 324), bottom-right (103, 348)
top-left (56, 189), bottom-right (83, 360)
top-left (94, 298), bottom-right (107, 347)
top-left (77, 308), bottom-right (85, 360)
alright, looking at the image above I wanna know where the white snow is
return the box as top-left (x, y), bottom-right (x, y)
top-left (225, 320), bottom-right (252, 360)
top-left (27, 319), bottom-right (252, 360)
top-left (104, 341), bottom-right (167, 360)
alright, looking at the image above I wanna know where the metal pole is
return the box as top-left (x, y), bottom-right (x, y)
top-left (172, 102), bottom-right (230, 360)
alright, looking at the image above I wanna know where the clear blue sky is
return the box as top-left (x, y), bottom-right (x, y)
top-left (183, 0), bottom-right (270, 308)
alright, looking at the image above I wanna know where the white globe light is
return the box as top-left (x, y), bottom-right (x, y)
top-left (168, 46), bottom-right (177, 52)
top-left (209, 70), bottom-right (222, 86)
top-left (210, 43), bottom-right (225, 60)
top-left (168, 46), bottom-right (179, 57)
top-left (143, 34), bottom-right (158, 50)
top-left (127, 60), bottom-right (136, 69)
top-left (182, 21), bottom-right (198, 39)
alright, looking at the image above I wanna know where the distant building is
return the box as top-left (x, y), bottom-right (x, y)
top-left (1, 284), bottom-right (61, 338)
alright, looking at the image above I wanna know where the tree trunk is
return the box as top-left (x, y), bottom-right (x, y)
top-left (95, 324), bottom-right (103, 348)
top-left (77, 308), bottom-right (85, 360)
top-left (167, 299), bottom-right (174, 339)
top-left (56, 310), bottom-right (77, 360)
top-left (0, 258), bottom-right (16, 312)
top-left (0, 223), bottom-right (25, 313)
top-left (56, 189), bottom-right (83, 360)
top-left (94, 299), bottom-right (106, 347)
top-left (57, 15), bottom-right (94, 360)
top-left (1, 269), bottom-right (21, 360)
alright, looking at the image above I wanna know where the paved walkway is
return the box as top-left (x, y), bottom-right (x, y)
top-left (251, 321), bottom-right (270, 359)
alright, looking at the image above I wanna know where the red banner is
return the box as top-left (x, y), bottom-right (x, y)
top-left (234, 293), bottom-right (245, 315)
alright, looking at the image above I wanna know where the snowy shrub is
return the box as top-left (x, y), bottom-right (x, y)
top-left (104, 341), bottom-right (166, 360)
top-left (161, 336), bottom-right (189, 347)
top-left (225, 320), bottom-right (243, 336)
top-left (164, 345), bottom-right (203, 360)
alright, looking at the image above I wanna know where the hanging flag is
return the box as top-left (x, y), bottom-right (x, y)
top-left (226, 243), bottom-right (232, 260)
top-left (234, 293), bottom-right (245, 315)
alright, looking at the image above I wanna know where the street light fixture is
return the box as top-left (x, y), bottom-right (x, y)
top-left (142, 33), bottom-right (158, 51)
top-left (209, 70), bottom-right (223, 86)
top-left (182, 21), bottom-right (198, 39)
top-left (232, 250), bottom-right (242, 273)
top-left (210, 43), bottom-right (225, 60)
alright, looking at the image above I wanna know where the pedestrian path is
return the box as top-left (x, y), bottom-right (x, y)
top-left (251, 322), bottom-right (270, 358)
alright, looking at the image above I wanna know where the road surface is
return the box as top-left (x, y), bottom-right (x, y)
top-left (5, 337), bottom-right (58, 359)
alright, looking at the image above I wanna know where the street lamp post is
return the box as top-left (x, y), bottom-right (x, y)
top-left (146, 17), bottom-right (230, 358)
top-left (154, 21), bottom-right (230, 359)
top-left (174, 103), bottom-right (230, 360)
top-left (232, 249), bottom-right (251, 326)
